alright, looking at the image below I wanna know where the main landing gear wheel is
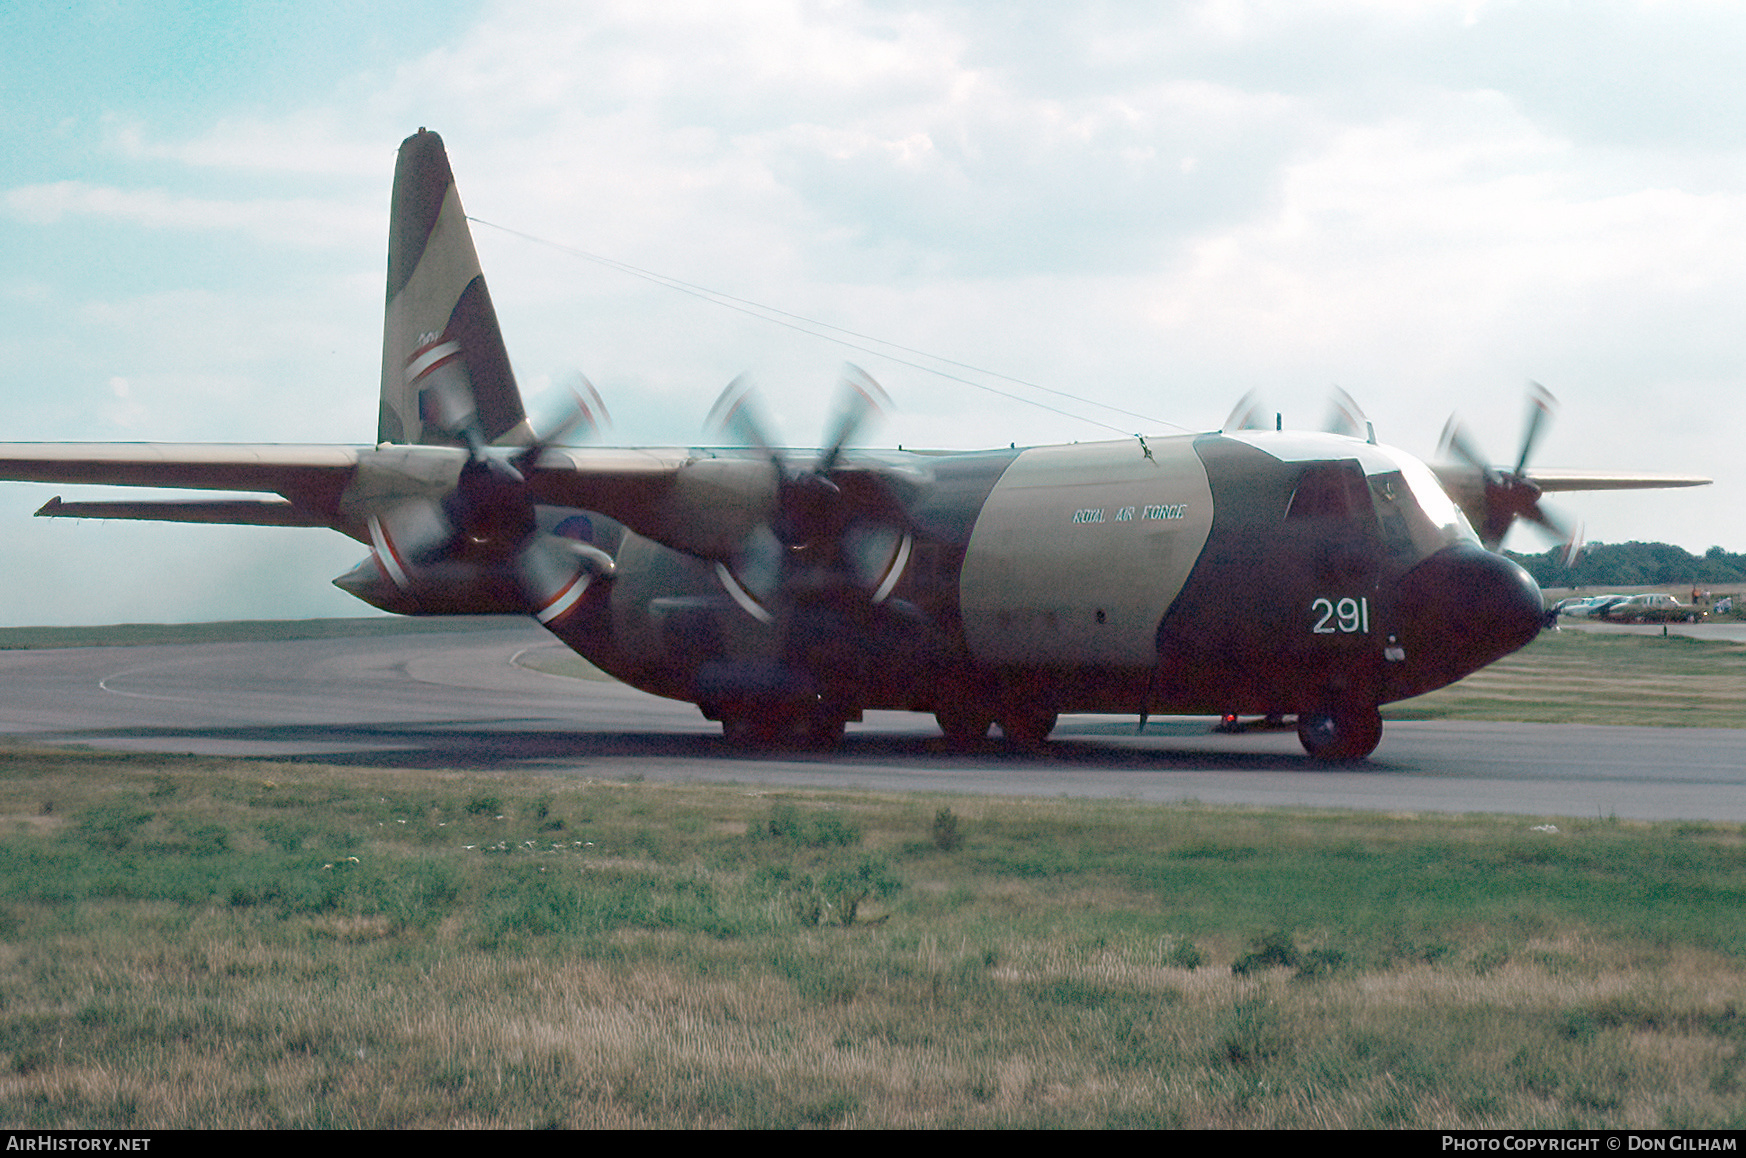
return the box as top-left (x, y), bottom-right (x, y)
top-left (720, 707), bottom-right (845, 750)
top-left (720, 713), bottom-right (777, 747)
top-left (1296, 707), bottom-right (1383, 762)
top-left (996, 710), bottom-right (1058, 747)
top-left (803, 715), bottom-right (847, 748)
top-left (935, 705), bottom-right (994, 746)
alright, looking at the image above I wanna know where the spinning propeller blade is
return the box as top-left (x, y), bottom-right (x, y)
top-left (1324, 387), bottom-right (1368, 440)
top-left (1436, 382), bottom-right (1578, 557)
top-left (705, 364), bottom-right (909, 618)
top-left (1222, 391), bottom-right (1269, 433)
top-left (368, 345), bottom-right (617, 622)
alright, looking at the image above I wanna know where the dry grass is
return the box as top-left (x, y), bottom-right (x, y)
top-left (0, 616), bottom-right (525, 651)
top-left (1, 746), bottom-right (1743, 1128)
top-left (7, 921), bottom-right (1739, 1128)
top-left (1386, 629), bottom-right (1746, 727)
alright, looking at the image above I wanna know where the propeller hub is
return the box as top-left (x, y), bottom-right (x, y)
top-left (1440, 384), bottom-right (1573, 555)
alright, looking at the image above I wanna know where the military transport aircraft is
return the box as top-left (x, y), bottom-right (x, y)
top-left (0, 130), bottom-right (1712, 760)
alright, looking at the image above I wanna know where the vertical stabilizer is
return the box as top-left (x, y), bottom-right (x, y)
top-left (378, 129), bottom-right (528, 446)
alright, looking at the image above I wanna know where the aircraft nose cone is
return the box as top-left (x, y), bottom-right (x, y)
top-left (1388, 544), bottom-right (1545, 695)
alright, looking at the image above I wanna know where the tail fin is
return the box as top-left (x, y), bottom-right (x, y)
top-left (378, 129), bottom-right (529, 446)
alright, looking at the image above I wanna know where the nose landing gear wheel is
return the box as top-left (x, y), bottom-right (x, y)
top-left (1296, 706), bottom-right (1383, 761)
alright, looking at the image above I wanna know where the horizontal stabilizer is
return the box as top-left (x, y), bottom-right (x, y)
top-left (35, 495), bottom-right (329, 527)
top-left (0, 443), bottom-right (360, 492)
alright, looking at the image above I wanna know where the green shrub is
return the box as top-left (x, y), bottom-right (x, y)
top-left (1294, 947), bottom-right (1349, 980)
top-left (1232, 929), bottom-right (1300, 975)
top-left (1216, 997), bottom-right (1290, 1068)
top-left (758, 802), bottom-right (861, 849)
top-left (820, 856), bottom-right (902, 925)
top-left (76, 804), bottom-right (152, 851)
top-left (807, 812), bottom-right (860, 849)
top-left (166, 820), bottom-right (231, 857)
top-left (932, 807), bottom-right (964, 851)
top-left (1165, 938), bottom-right (1206, 970)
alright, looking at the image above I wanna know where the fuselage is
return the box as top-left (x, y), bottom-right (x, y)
top-left (508, 428), bottom-right (1545, 728)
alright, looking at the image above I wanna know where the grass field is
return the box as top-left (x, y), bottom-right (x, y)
top-left (0, 616), bottom-right (518, 651)
top-left (2, 745), bottom-right (1744, 1129)
top-left (2, 616), bottom-right (1742, 1127)
top-left (1384, 627), bottom-right (1746, 728)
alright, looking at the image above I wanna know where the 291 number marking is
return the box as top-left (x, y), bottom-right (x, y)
top-left (1311, 596), bottom-right (1370, 634)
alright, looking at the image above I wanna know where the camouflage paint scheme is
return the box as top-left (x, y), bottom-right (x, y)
top-left (0, 131), bottom-right (1708, 760)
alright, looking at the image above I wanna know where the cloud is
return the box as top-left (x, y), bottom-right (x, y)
top-left (2, 181), bottom-right (377, 249)
top-left (104, 113), bottom-right (394, 177)
top-left (1, 0), bottom-right (1742, 626)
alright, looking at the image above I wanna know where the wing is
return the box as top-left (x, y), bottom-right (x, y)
top-left (0, 443), bottom-right (361, 491)
top-left (33, 495), bottom-right (330, 526)
top-left (0, 443), bottom-right (361, 527)
top-left (525, 446), bottom-right (778, 560)
top-left (1523, 469), bottom-right (1713, 492)
top-left (0, 441), bottom-right (781, 561)
top-left (1428, 463), bottom-right (1713, 495)
top-left (1428, 462), bottom-right (1711, 552)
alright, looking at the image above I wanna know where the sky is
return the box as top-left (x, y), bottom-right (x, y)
top-left (1, 0), bottom-right (1742, 625)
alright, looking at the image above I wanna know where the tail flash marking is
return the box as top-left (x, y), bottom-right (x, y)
top-left (404, 339), bottom-right (464, 383)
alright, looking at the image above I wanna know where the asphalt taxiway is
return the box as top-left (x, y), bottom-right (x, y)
top-left (2, 622), bottom-right (1742, 822)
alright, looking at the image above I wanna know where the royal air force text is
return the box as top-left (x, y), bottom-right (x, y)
top-left (1070, 505), bottom-right (1188, 525)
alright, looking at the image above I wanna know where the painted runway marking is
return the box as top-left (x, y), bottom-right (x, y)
top-left (97, 670), bottom-right (199, 703)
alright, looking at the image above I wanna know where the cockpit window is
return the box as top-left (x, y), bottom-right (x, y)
top-left (1223, 429), bottom-right (1477, 554)
top-left (1367, 471), bottom-right (1417, 557)
top-left (1397, 452), bottom-right (1476, 542)
top-left (1287, 460), bottom-right (1374, 522)
top-left (1368, 447), bottom-right (1479, 554)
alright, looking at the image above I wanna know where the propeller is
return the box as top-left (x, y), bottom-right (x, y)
top-left (1436, 382), bottom-right (1584, 563)
top-left (1220, 388), bottom-right (1373, 439)
top-left (522, 370), bottom-right (611, 451)
top-left (1221, 391), bottom-right (1271, 432)
top-left (1324, 387), bottom-right (1373, 441)
top-left (704, 364), bottom-right (911, 620)
top-left (361, 358), bottom-right (617, 624)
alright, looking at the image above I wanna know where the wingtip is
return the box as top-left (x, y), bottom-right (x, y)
top-left (33, 496), bottom-right (62, 517)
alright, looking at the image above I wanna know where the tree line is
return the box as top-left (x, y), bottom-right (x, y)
top-left (1506, 541), bottom-right (1745, 589)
